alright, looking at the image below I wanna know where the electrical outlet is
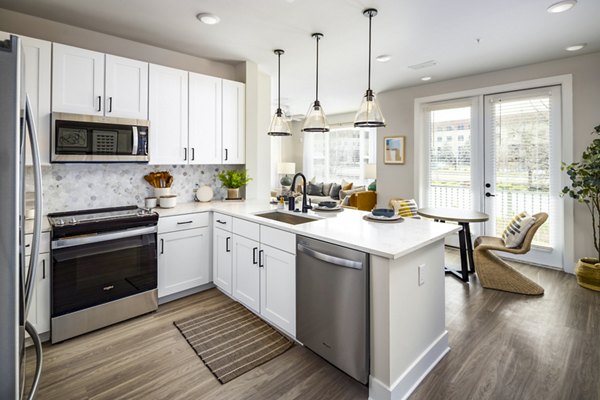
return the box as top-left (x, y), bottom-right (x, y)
top-left (418, 264), bottom-right (426, 286)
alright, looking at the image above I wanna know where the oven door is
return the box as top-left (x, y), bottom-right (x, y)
top-left (51, 226), bottom-right (157, 318)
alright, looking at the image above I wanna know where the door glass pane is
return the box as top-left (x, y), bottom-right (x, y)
top-left (427, 106), bottom-right (472, 209)
top-left (488, 92), bottom-right (553, 247)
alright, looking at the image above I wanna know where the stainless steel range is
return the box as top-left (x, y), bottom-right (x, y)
top-left (48, 206), bottom-right (159, 343)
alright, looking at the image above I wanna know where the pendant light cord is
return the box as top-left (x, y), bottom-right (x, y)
top-left (367, 11), bottom-right (372, 91)
top-left (315, 35), bottom-right (320, 103)
top-left (277, 51), bottom-right (281, 110)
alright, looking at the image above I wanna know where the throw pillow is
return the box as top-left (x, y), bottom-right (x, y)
top-left (342, 181), bottom-right (353, 191)
top-left (329, 183), bottom-right (342, 200)
top-left (390, 199), bottom-right (419, 218)
top-left (307, 182), bottom-right (324, 196)
top-left (341, 194), bottom-right (352, 206)
top-left (502, 212), bottom-right (536, 248)
top-left (368, 180), bottom-right (376, 191)
top-left (322, 182), bottom-right (333, 197)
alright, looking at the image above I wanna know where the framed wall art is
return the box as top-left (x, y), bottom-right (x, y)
top-left (384, 136), bottom-right (405, 164)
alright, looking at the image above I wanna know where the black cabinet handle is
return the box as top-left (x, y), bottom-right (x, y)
top-left (191, 148), bottom-right (195, 161)
top-left (108, 97), bottom-right (113, 113)
top-left (97, 95), bottom-right (102, 112)
top-left (184, 147), bottom-right (187, 161)
top-left (160, 238), bottom-right (164, 254)
top-left (225, 148), bottom-right (228, 161)
top-left (177, 221), bottom-right (193, 225)
top-left (253, 247), bottom-right (258, 265)
top-left (259, 249), bottom-right (264, 268)
top-left (485, 192), bottom-right (496, 197)
top-left (216, 220), bottom-right (226, 225)
top-left (226, 237), bottom-right (231, 252)
top-left (42, 259), bottom-right (46, 279)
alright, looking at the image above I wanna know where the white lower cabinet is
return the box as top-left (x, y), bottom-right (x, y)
top-left (228, 218), bottom-right (296, 337)
top-left (213, 227), bottom-right (233, 295)
top-left (24, 252), bottom-right (50, 336)
top-left (260, 244), bottom-right (296, 336)
top-left (232, 234), bottom-right (260, 313)
top-left (158, 227), bottom-right (210, 298)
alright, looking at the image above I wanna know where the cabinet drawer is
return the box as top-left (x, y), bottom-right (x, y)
top-left (233, 218), bottom-right (260, 241)
top-left (213, 212), bottom-right (233, 231)
top-left (158, 213), bottom-right (209, 233)
top-left (25, 232), bottom-right (50, 256)
top-left (260, 225), bottom-right (296, 255)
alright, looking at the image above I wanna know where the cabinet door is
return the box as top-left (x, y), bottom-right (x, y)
top-left (158, 227), bottom-right (210, 298)
top-left (213, 227), bottom-right (233, 295)
top-left (24, 253), bottom-right (50, 335)
top-left (260, 244), bottom-right (296, 336)
top-left (189, 72), bottom-right (222, 164)
top-left (105, 54), bottom-right (148, 119)
top-left (232, 234), bottom-right (260, 313)
top-left (148, 64), bottom-right (188, 165)
top-left (52, 43), bottom-right (104, 115)
top-left (222, 80), bottom-right (245, 164)
top-left (21, 36), bottom-right (51, 166)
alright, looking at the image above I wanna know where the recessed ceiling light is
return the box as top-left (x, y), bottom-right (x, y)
top-left (196, 13), bottom-right (220, 25)
top-left (376, 54), bottom-right (391, 63)
top-left (547, 0), bottom-right (577, 13)
top-left (421, 76), bottom-right (432, 81)
top-left (565, 43), bottom-right (586, 51)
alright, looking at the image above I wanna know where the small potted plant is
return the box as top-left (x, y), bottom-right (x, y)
top-left (562, 124), bottom-right (600, 291)
top-left (217, 169), bottom-right (252, 200)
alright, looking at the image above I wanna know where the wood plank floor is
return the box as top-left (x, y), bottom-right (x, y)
top-left (26, 249), bottom-right (600, 400)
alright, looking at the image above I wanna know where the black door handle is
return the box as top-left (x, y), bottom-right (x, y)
top-left (160, 238), bottom-right (164, 254)
top-left (108, 97), bottom-right (113, 113)
top-left (485, 192), bottom-right (496, 197)
top-left (97, 95), bottom-right (102, 112)
top-left (253, 247), bottom-right (258, 265)
top-left (226, 237), bottom-right (231, 252)
top-left (184, 147), bottom-right (187, 161)
top-left (42, 259), bottom-right (46, 279)
top-left (191, 148), bottom-right (195, 161)
top-left (224, 148), bottom-right (228, 161)
top-left (259, 249), bottom-right (264, 268)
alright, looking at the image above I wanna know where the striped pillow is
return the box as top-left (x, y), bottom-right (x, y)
top-left (390, 199), bottom-right (419, 218)
top-left (502, 212), bottom-right (536, 248)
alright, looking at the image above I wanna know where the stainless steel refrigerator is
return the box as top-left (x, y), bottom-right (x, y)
top-left (0, 35), bottom-right (44, 400)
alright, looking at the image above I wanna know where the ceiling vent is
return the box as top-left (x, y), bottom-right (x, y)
top-left (408, 60), bottom-right (437, 70)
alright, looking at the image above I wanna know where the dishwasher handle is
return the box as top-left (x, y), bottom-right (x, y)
top-left (297, 243), bottom-right (363, 270)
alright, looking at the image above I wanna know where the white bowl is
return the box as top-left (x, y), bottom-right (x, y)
top-left (159, 195), bottom-right (177, 208)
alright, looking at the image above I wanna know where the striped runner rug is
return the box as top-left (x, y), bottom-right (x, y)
top-left (174, 300), bottom-right (293, 384)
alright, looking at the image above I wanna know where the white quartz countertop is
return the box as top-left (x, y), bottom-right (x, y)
top-left (154, 199), bottom-right (460, 260)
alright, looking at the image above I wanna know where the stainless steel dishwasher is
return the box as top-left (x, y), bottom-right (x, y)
top-left (296, 235), bottom-right (369, 384)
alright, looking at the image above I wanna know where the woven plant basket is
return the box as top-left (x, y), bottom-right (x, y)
top-left (575, 258), bottom-right (600, 291)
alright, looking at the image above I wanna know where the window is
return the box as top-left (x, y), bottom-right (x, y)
top-left (458, 135), bottom-right (465, 141)
top-left (303, 127), bottom-right (376, 186)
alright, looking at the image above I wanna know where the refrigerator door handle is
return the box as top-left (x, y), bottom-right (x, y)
top-left (24, 321), bottom-right (43, 400)
top-left (23, 95), bottom-right (43, 318)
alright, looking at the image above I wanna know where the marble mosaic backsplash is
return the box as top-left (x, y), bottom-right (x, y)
top-left (29, 164), bottom-right (242, 214)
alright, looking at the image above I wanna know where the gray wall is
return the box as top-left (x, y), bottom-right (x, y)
top-left (0, 8), bottom-right (240, 80)
top-left (376, 51), bottom-right (600, 265)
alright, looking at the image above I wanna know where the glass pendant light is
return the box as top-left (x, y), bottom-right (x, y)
top-left (302, 33), bottom-right (329, 133)
top-left (354, 8), bottom-right (386, 128)
top-left (268, 49), bottom-right (292, 136)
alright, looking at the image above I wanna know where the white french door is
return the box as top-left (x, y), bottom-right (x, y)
top-left (483, 86), bottom-right (563, 268)
top-left (421, 86), bottom-right (564, 268)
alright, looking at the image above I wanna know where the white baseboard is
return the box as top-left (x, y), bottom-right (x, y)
top-left (369, 331), bottom-right (450, 400)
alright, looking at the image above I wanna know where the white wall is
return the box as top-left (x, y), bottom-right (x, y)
top-left (0, 8), bottom-right (239, 80)
top-left (376, 51), bottom-right (600, 264)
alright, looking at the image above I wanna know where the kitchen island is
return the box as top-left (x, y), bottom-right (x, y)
top-left (154, 199), bottom-right (459, 400)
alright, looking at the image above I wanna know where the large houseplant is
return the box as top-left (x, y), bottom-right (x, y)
top-left (217, 169), bottom-right (252, 200)
top-left (562, 124), bottom-right (600, 291)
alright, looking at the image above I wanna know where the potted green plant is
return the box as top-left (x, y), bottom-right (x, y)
top-left (562, 124), bottom-right (600, 291)
top-left (217, 169), bottom-right (252, 200)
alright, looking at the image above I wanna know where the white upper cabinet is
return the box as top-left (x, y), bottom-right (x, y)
top-left (222, 79), bottom-right (245, 164)
top-left (148, 64), bottom-right (188, 165)
top-left (189, 72), bottom-right (222, 165)
top-left (52, 44), bottom-right (149, 119)
top-left (104, 54), bottom-right (148, 119)
top-left (52, 43), bottom-right (104, 115)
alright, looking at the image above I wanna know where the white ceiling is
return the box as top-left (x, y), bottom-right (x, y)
top-left (1, 0), bottom-right (599, 116)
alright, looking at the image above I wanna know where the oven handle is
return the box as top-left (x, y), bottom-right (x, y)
top-left (52, 226), bottom-right (157, 249)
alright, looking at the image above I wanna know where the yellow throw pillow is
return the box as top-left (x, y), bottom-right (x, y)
top-left (342, 182), bottom-right (353, 190)
top-left (390, 198), bottom-right (419, 218)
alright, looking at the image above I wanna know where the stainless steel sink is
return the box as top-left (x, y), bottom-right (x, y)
top-left (255, 211), bottom-right (319, 225)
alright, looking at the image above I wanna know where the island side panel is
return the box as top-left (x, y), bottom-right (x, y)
top-left (370, 240), bottom-right (449, 400)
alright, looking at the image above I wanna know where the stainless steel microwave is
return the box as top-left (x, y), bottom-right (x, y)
top-left (51, 112), bottom-right (150, 163)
